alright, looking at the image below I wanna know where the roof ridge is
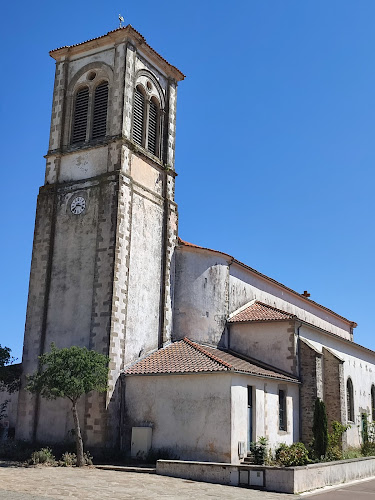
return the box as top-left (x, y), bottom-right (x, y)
top-left (177, 238), bottom-right (356, 328)
top-left (183, 337), bottom-right (232, 370)
top-left (254, 301), bottom-right (296, 318)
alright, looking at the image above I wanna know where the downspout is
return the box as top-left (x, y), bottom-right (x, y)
top-left (226, 257), bottom-right (235, 350)
top-left (296, 322), bottom-right (302, 442)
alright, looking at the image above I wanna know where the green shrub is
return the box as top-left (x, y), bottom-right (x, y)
top-left (326, 421), bottom-right (350, 461)
top-left (29, 447), bottom-right (56, 466)
top-left (250, 437), bottom-right (268, 465)
top-left (343, 447), bottom-right (362, 460)
top-left (275, 442), bottom-right (310, 467)
top-left (59, 452), bottom-right (76, 466)
top-left (361, 441), bottom-right (375, 457)
top-left (312, 399), bottom-right (328, 459)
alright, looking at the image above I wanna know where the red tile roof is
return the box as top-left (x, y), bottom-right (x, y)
top-left (228, 301), bottom-right (296, 323)
top-left (178, 238), bottom-right (357, 328)
top-left (124, 338), bottom-right (298, 382)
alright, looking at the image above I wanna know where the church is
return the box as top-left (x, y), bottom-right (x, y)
top-left (5, 25), bottom-right (375, 463)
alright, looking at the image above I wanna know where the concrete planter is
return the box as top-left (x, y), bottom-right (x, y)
top-left (157, 456), bottom-right (375, 494)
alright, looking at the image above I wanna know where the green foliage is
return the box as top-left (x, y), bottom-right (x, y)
top-left (312, 398), bottom-right (328, 459)
top-left (275, 442), bottom-right (310, 467)
top-left (59, 451), bottom-right (93, 466)
top-left (0, 345), bottom-right (21, 393)
top-left (0, 400), bottom-right (8, 421)
top-left (250, 437), bottom-right (268, 465)
top-left (326, 421), bottom-right (350, 461)
top-left (29, 447), bottom-right (56, 466)
top-left (343, 447), bottom-right (362, 459)
top-left (26, 343), bottom-right (109, 467)
top-left (361, 441), bottom-right (375, 457)
top-left (26, 344), bottom-right (109, 403)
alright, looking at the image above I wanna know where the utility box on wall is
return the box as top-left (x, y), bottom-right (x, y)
top-left (131, 427), bottom-right (152, 458)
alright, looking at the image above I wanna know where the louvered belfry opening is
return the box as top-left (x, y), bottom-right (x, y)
top-left (92, 82), bottom-right (108, 140)
top-left (71, 87), bottom-right (89, 144)
top-left (133, 87), bottom-right (145, 146)
top-left (147, 99), bottom-right (158, 156)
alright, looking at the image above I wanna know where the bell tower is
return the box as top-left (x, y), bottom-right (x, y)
top-left (16, 26), bottom-right (184, 448)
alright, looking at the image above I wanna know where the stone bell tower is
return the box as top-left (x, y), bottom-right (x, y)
top-left (16, 25), bottom-right (185, 448)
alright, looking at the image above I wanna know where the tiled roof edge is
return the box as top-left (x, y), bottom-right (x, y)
top-left (183, 337), bottom-right (232, 370)
top-left (50, 25), bottom-right (185, 80)
top-left (228, 301), bottom-right (297, 323)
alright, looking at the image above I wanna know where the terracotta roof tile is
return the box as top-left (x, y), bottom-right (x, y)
top-left (228, 301), bottom-right (296, 323)
top-left (124, 338), bottom-right (297, 382)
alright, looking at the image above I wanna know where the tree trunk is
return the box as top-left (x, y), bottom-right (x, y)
top-left (71, 400), bottom-right (84, 467)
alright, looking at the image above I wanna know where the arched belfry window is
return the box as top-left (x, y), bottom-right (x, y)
top-left (132, 75), bottom-right (163, 158)
top-left (71, 87), bottom-right (89, 144)
top-left (133, 86), bottom-right (145, 146)
top-left (347, 378), bottom-right (354, 422)
top-left (147, 97), bottom-right (159, 156)
top-left (371, 385), bottom-right (375, 421)
top-left (92, 82), bottom-right (109, 140)
top-left (71, 76), bottom-right (109, 145)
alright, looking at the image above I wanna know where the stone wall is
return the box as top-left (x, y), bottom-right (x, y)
top-left (299, 339), bottom-right (323, 444)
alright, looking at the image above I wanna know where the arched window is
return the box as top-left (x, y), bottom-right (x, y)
top-left (92, 82), bottom-right (108, 140)
top-left (147, 97), bottom-right (159, 156)
top-left (133, 86), bottom-right (145, 146)
top-left (71, 87), bottom-right (89, 144)
top-left (347, 378), bottom-right (354, 422)
top-left (371, 385), bottom-right (375, 421)
top-left (71, 79), bottom-right (109, 145)
top-left (132, 78), bottom-right (162, 158)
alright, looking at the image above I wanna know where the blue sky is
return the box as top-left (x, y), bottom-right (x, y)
top-left (1, 1), bottom-right (375, 361)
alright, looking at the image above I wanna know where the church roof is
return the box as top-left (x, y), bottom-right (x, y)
top-left (178, 238), bottom-right (357, 328)
top-left (228, 301), bottom-right (296, 323)
top-left (124, 337), bottom-right (298, 382)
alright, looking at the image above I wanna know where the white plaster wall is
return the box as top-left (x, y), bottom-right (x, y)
top-left (230, 375), bottom-right (299, 463)
top-left (300, 325), bottom-right (375, 447)
top-left (174, 247), bottom-right (352, 351)
top-left (135, 55), bottom-right (168, 90)
top-left (229, 263), bottom-right (351, 341)
top-left (68, 48), bottom-right (115, 81)
top-left (173, 249), bottom-right (229, 346)
top-left (229, 322), bottom-right (297, 375)
top-left (124, 192), bottom-right (164, 364)
top-left (45, 188), bottom-right (98, 351)
top-left (125, 373), bottom-right (232, 462)
top-left (59, 148), bottom-right (108, 183)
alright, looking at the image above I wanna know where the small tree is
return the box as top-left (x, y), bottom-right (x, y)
top-left (312, 398), bottom-right (328, 459)
top-left (26, 344), bottom-right (109, 467)
top-left (0, 345), bottom-right (21, 393)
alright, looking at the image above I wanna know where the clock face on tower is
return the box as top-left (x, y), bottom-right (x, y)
top-left (70, 196), bottom-right (86, 215)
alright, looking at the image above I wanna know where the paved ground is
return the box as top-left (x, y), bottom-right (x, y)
top-left (0, 462), bottom-right (375, 499)
top-left (304, 477), bottom-right (375, 499)
top-left (0, 462), bottom-right (293, 500)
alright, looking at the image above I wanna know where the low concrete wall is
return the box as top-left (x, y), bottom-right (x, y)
top-left (157, 457), bottom-right (375, 494)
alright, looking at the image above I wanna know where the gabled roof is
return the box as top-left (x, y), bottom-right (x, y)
top-left (50, 25), bottom-right (185, 81)
top-left (178, 238), bottom-right (357, 328)
top-left (124, 337), bottom-right (298, 382)
top-left (228, 301), bottom-right (296, 323)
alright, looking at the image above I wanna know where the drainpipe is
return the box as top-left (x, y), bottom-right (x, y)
top-left (296, 322), bottom-right (302, 442)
